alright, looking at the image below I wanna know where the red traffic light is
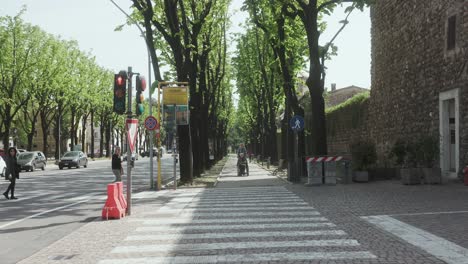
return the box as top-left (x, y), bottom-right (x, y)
top-left (116, 76), bottom-right (124, 86)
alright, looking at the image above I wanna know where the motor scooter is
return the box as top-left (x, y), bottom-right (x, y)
top-left (237, 153), bottom-right (248, 176)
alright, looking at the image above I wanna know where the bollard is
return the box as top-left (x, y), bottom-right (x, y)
top-left (337, 160), bottom-right (352, 184)
top-left (101, 183), bottom-right (125, 220)
top-left (267, 157), bottom-right (271, 169)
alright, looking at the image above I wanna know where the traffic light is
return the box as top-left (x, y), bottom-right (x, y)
top-left (135, 75), bottom-right (146, 116)
top-left (113, 72), bottom-right (127, 114)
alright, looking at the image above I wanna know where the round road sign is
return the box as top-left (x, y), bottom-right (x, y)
top-left (144, 116), bottom-right (158, 131)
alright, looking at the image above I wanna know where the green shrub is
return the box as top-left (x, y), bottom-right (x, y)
top-left (350, 140), bottom-right (377, 171)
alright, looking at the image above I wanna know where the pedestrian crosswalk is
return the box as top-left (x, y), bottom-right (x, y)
top-left (98, 186), bottom-right (376, 264)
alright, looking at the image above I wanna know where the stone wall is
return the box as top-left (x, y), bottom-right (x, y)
top-left (327, 0), bottom-right (468, 172)
top-left (369, 0), bottom-right (467, 169)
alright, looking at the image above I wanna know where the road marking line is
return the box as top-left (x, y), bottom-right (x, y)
top-left (134, 216), bottom-right (328, 224)
top-left (389, 210), bottom-right (468, 217)
top-left (184, 202), bottom-right (309, 208)
top-left (136, 222), bottom-right (336, 232)
top-left (125, 230), bottom-right (347, 241)
top-left (99, 251), bottom-right (376, 264)
top-left (189, 198), bottom-right (305, 204)
top-left (362, 215), bottom-right (468, 264)
top-left (112, 239), bottom-right (361, 253)
top-left (0, 199), bottom-right (90, 229)
top-left (142, 210), bottom-right (321, 217)
top-left (151, 206), bottom-right (314, 214)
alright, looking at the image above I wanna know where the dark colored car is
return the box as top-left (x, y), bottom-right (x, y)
top-left (17, 151), bottom-right (47, 172)
top-left (140, 148), bottom-right (160, 158)
top-left (59, 151), bottom-right (88, 169)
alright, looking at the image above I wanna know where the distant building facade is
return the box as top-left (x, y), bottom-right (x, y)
top-left (326, 85), bottom-right (368, 108)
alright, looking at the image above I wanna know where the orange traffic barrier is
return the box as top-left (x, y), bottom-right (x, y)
top-left (102, 183), bottom-right (125, 220)
top-left (115, 181), bottom-right (127, 210)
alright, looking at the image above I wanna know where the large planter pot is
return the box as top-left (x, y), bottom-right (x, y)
top-left (353, 171), bottom-right (369, 182)
top-left (421, 167), bottom-right (441, 184)
top-left (401, 168), bottom-right (421, 185)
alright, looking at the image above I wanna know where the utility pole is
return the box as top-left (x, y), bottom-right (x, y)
top-left (126, 67), bottom-right (133, 215)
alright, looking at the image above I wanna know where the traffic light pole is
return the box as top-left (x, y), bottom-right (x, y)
top-left (126, 66), bottom-right (133, 216)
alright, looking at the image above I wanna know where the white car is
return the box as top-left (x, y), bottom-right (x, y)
top-left (0, 156), bottom-right (6, 177)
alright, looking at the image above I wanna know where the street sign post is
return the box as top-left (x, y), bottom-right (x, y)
top-left (126, 118), bottom-right (139, 153)
top-left (290, 115), bottom-right (304, 132)
top-left (290, 115), bottom-right (305, 182)
top-left (144, 115), bottom-right (158, 131)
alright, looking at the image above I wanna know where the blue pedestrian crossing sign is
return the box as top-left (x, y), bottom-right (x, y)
top-left (290, 115), bottom-right (304, 132)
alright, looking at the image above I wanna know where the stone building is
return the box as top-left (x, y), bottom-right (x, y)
top-left (369, 0), bottom-right (467, 179)
top-left (326, 84), bottom-right (368, 108)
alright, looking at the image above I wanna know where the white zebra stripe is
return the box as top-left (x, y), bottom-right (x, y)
top-left (136, 222), bottom-right (336, 232)
top-left (112, 239), bottom-right (361, 253)
top-left (125, 230), bottom-right (347, 241)
top-left (143, 210), bottom-right (321, 217)
top-left (136, 216), bottom-right (328, 224)
top-left (184, 202), bottom-right (308, 208)
top-left (99, 251), bottom-right (376, 264)
top-left (149, 206), bottom-right (315, 215)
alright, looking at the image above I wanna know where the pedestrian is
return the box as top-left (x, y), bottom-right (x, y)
top-left (112, 147), bottom-right (123, 182)
top-left (3, 147), bottom-right (20, 200)
top-left (236, 143), bottom-right (249, 175)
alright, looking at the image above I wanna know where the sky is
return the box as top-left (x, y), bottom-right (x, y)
top-left (1, 0), bottom-right (371, 92)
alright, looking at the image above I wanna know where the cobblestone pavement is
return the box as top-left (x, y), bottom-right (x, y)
top-left (17, 155), bottom-right (468, 263)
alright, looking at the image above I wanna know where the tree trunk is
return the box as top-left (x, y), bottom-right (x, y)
top-left (90, 111), bottom-right (95, 158)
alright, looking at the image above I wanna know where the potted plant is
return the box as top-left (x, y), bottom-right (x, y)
top-left (390, 139), bottom-right (422, 185)
top-left (416, 135), bottom-right (441, 184)
top-left (389, 139), bottom-right (406, 179)
top-left (350, 140), bottom-right (377, 182)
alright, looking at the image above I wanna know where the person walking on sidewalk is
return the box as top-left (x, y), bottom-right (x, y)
top-left (112, 147), bottom-right (123, 182)
top-left (3, 147), bottom-right (20, 200)
top-left (237, 143), bottom-right (249, 175)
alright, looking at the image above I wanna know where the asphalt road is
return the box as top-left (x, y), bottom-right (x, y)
top-left (0, 154), bottom-right (179, 264)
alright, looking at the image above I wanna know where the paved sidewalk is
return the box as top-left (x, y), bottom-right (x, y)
top-left (16, 155), bottom-right (468, 263)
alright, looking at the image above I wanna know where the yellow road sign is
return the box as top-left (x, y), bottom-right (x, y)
top-left (163, 86), bottom-right (188, 105)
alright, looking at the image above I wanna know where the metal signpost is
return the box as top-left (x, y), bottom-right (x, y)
top-left (157, 82), bottom-right (189, 190)
top-left (290, 115), bottom-right (304, 182)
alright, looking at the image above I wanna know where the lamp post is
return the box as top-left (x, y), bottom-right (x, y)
top-left (109, 0), bottom-right (156, 189)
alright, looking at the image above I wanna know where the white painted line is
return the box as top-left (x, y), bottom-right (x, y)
top-left (197, 192), bottom-right (293, 197)
top-left (99, 251), bottom-right (376, 264)
top-left (143, 210), bottom-right (321, 217)
top-left (390, 210), bottom-right (468, 217)
top-left (137, 216), bottom-right (328, 224)
top-left (112, 239), bottom-right (361, 253)
top-left (136, 222), bottom-right (336, 232)
top-left (185, 202), bottom-right (309, 208)
top-left (193, 195), bottom-right (300, 201)
top-left (125, 230), bottom-right (347, 241)
top-left (362, 215), bottom-right (468, 264)
top-left (189, 198), bottom-right (305, 204)
top-left (151, 206), bottom-right (313, 213)
top-left (0, 199), bottom-right (90, 229)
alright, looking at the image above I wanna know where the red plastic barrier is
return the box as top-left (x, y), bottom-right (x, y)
top-left (102, 183), bottom-right (125, 220)
top-left (115, 181), bottom-right (127, 210)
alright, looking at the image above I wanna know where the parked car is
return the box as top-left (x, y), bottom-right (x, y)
top-left (140, 148), bottom-right (161, 158)
top-left (123, 152), bottom-right (138, 161)
top-left (59, 151), bottom-right (88, 169)
top-left (17, 151), bottom-right (47, 172)
top-left (0, 156), bottom-right (6, 177)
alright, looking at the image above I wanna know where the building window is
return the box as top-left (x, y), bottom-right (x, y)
top-left (447, 15), bottom-right (456, 51)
